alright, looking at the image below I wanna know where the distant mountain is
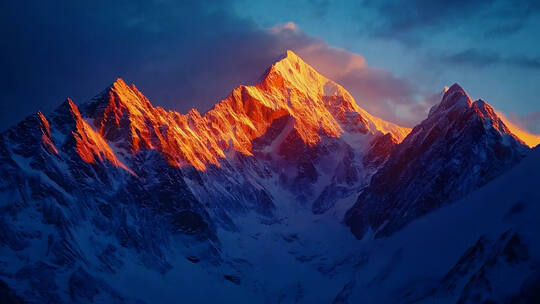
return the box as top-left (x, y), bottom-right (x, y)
top-left (0, 51), bottom-right (536, 303)
top-left (345, 83), bottom-right (529, 239)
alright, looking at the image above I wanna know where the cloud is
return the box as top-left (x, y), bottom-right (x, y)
top-left (442, 49), bottom-right (500, 68)
top-left (1, 0), bottom-right (269, 129)
top-left (507, 56), bottom-right (540, 70)
top-left (483, 22), bottom-right (524, 38)
top-left (362, 0), bottom-right (540, 44)
top-left (440, 49), bottom-right (540, 70)
top-left (0, 0), bottom-right (434, 130)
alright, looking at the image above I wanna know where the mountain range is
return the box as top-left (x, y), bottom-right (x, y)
top-left (0, 50), bottom-right (538, 303)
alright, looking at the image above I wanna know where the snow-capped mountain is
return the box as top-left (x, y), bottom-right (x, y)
top-left (81, 50), bottom-right (408, 170)
top-left (0, 51), bottom-right (536, 303)
top-left (345, 83), bottom-right (529, 239)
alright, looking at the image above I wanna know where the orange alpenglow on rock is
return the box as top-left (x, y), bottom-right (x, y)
top-left (45, 50), bottom-right (415, 171)
top-left (35, 50), bottom-right (538, 172)
top-left (57, 98), bottom-right (133, 173)
top-left (67, 50), bottom-right (413, 171)
top-left (37, 111), bottom-right (59, 155)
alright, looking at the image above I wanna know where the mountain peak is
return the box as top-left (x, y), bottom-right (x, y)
top-left (111, 77), bottom-right (128, 88)
top-left (273, 50), bottom-right (312, 73)
top-left (425, 85), bottom-right (523, 143)
top-left (440, 83), bottom-right (471, 108)
top-left (271, 49), bottom-right (302, 64)
top-left (346, 84), bottom-right (529, 240)
top-left (54, 97), bottom-right (82, 120)
top-left (446, 82), bottom-right (465, 94)
top-left (284, 49), bottom-right (301, 60)
top-left (429, 83), bottom-right (471, 116)
top-left (84, 77), bottom-right (153, 120)
top-left (263, 49), bottom-right (328, 93)
top-left (109, 78), bottom-right (147, 102)
top-left (109, 77), bottom-right (145, 97)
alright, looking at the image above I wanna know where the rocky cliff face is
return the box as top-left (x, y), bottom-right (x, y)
top-left (345, 84), bottom-right (529, 239)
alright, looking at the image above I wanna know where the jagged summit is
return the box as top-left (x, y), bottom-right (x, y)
top-left (9, 51), bottom-right (412, 171)
top-left (426, 84), bottom-right (525, 146)
top-left (112, 77), bottom-right (128, 86)
top-left (346, 83), bottom-right (530, 239)
top-left (270, 49), bottom-right (303, 68)
top-left (285, 49), bottom-right (299, 59)
top-left (107, 77), bottom-right (140, 94)
top-left (264, 50), bottom-right (328, 90)
top-left (429, 83), bottom-right (471, 116)
top-left (55, 50), bottom-right (411, 170)
top-left (261, 49), bottom-right (352, 102)
top-left (446, 82), bottom-right (465, 94)
top-left (255, 50), bottom-right (411, 140)
top-left (270, 49), bottom-right (300, 65)
top-left (86, 77), bottom-right (153, 113)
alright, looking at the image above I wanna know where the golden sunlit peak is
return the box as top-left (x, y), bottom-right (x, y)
top-left (74, 47), bottom-right (412, 171)
top-left (269, 49), bottom-right (324, 84)
top-left (65, 97), bottom-right (80, 114)
top-left (285, 49), bottom-right (299, 58)
top-left (113, 77), bottom-right (127, 85)
top-left (444, 86), bottom-right (450, 92)
top-left (269, 49), bottom-right (304, 69)
top-left (110, 77), bottom-right (131, 91)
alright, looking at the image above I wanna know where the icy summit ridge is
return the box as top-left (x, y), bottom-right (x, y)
top-left (28, 50), bottom-right (411, 171)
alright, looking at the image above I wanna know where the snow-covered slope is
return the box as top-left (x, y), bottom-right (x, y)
top-left (339, 146), bottom-right (540, 303)
top-left (0, 51), bottom-right (537, 303)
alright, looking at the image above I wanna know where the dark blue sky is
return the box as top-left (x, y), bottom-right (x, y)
top-left (1, 0), bottom-right (539, 132)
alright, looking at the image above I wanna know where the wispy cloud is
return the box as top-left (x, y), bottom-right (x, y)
top-left (441, 49), bottom-right (540, 70)
top-left (0, 0), bottom-right (435, 130)
top-left (362, 0), bottom-right (540, 44)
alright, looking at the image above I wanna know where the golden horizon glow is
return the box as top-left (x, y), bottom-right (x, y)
top-left (495, 110), bottom-right (540, 148)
